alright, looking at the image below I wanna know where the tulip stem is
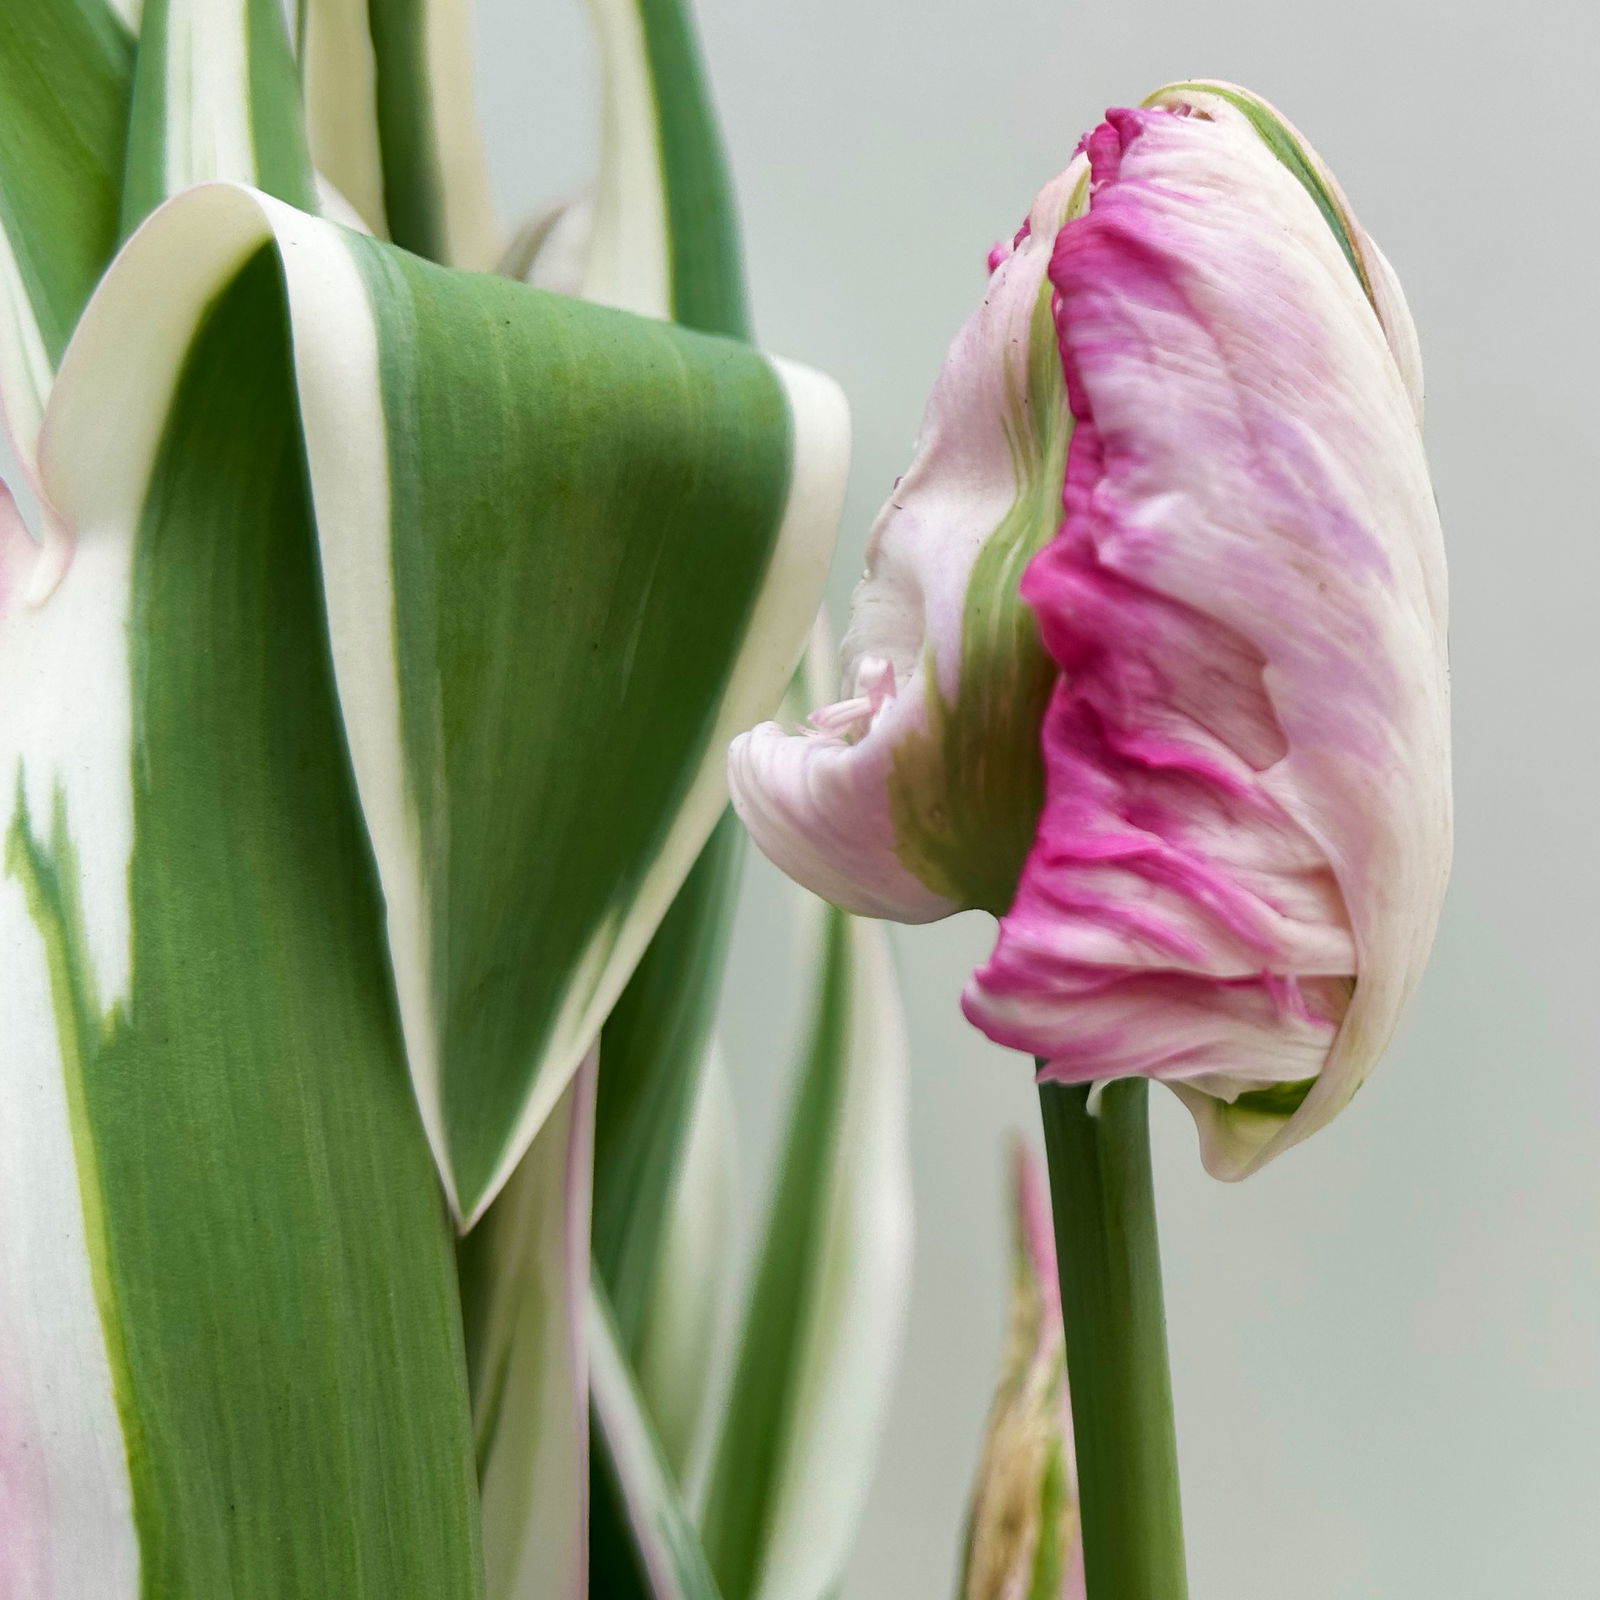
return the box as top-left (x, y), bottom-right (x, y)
top-left (1037, 1075), bottom-right (1188, 1600)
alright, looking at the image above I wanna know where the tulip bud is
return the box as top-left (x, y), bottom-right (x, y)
top-left (729, 83), bottom-right (1450, 1176)
top-left (960, 1142), bottom-right (1084, 1600)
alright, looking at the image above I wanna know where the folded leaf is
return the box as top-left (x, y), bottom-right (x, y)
top-left (6, 248), bottom-right (484, 1597)
top-left (461, 1051), bottom-right (598, 1600)
top-left (701, 906), bottom-right (913, 1600)
top-left (45, 180), bottom-right (846, 1223)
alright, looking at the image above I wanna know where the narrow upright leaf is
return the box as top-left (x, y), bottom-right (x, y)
top-left (594, 816), bottom-right (743, 1350)
top-left (0, 0), bottom-right (131, 467)
top-left (120, 0), bottom-right (314, 233)
top-left (630, 1040), bottom-right (742, 1495)
top-left (584, 0), bottom-right (747, 333)
top-left (461, 1052), bottom-right (599, 1600)
top-left (360, 0), bottom-right (496, 265)
top-left (298, 0), bottom-right (389, 237)
top-left (701, 908), bottom-right (914, 1600)
top-left (590, 1275), bottom-right (727, 1600)
top-left (590, 0), bottom-right (757, 1402)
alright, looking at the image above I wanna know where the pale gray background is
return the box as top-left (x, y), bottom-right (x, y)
top-left (473, 2), bottom-right (1600, 1594)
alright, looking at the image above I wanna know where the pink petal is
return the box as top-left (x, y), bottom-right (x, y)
top-left (729, 160), bottom-right (1088, 922)
top-left (965, 103), bottom-right (1449, 1176)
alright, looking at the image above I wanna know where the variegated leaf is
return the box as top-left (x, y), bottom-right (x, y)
top-left (43, 177), bottom-right (847, 1215)
top-left (460, 1051), bottom-right (599, 1600)
top-left (300, 0), bottom-right (498, 266)
top-left (700, 906), bottom-right (914, 1600)
top-left (590, 1274), bottom-right (727, 1600)
top-left (0, 0), bottom-right (131, 473)
top-left (120, 0), bottom-right (314, 234)
top-left (5, 245), bottom-right (485, 1598)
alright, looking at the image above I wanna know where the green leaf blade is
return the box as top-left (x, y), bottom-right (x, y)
top-left (341, 237), bottom-right (841, 1220)
top-left (359, 0), bottom-right (498, 266)
top-left (590, 1273), bottom-right (727, 1600)
top-left (10, 245), bottom-right (485, 1596)
top-left (42, 176), bottom-right (846, 1225)
top-left (0, 0), bottom-right (132, 463)
top-left (702, 908), bottom-right (913, 1600)
top-left (120, 0), bottom-right (314, 237)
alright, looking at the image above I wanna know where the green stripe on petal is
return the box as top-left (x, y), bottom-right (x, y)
top-left (1146, 81), bottom-right (1375, 305)
top-left (701, 908), bottom-right (913, 1600)
top-left (888, 263), bottom-right (1074, 915)
top-left (121, 0), bottom-right (314, 234)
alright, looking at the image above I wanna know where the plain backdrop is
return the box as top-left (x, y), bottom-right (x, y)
top-left (471, 2), bottom-right (1600, 1594)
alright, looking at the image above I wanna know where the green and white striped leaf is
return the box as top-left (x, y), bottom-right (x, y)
top-left (593, 814), bottom-right (741, 1348)
top-left (577, 0), bottom-right (761, 1451)
top-left (629, 1039), bottom-right (742, 1496)
top-left (582, 0), bottom-right (746, 333)
top-left (47, 177), bottom-right (846, 1222)
top-left (6, 245), bottom-right (484, 1596)
top-left (297, 0), bottom-right (387, 238)
top-left (590, 1274), bottom-right (727, 1600)
top-left (300, 0), bottom-right (498, 265)
top-left (120, 0), bottom-right (314, 234)
top-left (700, 906), bottom-right (913, 1600)
top-left (0, 0), bottom-right (131, 473)
top-left (460, 1050), bottom-right (598, 1600)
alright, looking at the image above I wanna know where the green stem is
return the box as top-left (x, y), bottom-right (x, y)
top-left (1037, 1076), bottom-right (1188, 1600)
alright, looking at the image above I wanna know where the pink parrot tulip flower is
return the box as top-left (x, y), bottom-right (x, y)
top-left (728, 82), bottom-right (1450, 1176)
